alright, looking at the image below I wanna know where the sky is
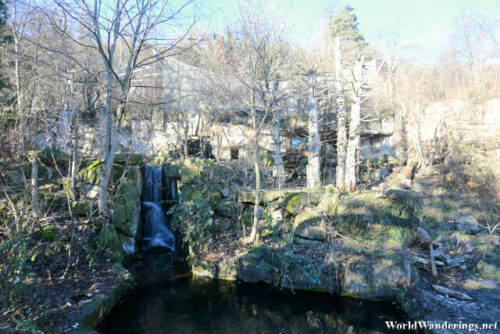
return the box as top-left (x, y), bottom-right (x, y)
top-left (196, 0), bottom-right (500, 63)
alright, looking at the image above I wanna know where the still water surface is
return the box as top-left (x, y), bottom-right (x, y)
top-left (98, 275), bottom-right (407, 334)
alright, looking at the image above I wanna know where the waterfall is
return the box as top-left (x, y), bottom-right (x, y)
top-left (142, 166), bottom-right (176, 252)
top-left (167, 177), bottom-right (179, 205)
top-left (144, 165), bottom-right (163, 203)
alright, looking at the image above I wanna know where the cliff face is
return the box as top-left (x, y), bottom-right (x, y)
top-left (32, 97), bottom-right (499, 189)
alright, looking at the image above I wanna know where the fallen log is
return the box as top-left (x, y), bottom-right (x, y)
top-left (432, 284), bottom-right (473, 301)
top-left (413, 255), bottom-right (445, 267)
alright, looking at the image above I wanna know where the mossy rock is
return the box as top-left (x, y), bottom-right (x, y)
top-left (293, 209), bottom-right (321, 227)
top-left (237, 246), bottom-right (277, 284)
top-left (40, 226), bottom-right (58, 242)
top-left (342, 254), bottom-right (407, 301)
top-left (332, 192), bottom-right (383, 217)
top-left (285, 192), bottom-right (311, 215)
top-left (180, 167), bottom-right (200, 184)
top-left (112, 199), bottom-right (139, 237)
top-left (112, 167), bottom-right (142, 237)
top-left (179, 184), bottom-right (222, 208)
top-left (98, 224), bottom-right (121, 252)
top-left (293, 210), bottom-right (326, 241)
top-left (68, 264), bottom-right (135, 330)
top-left (264, 201), bottom-right (285, 224)
top-left (78, 160), bottom-right (130, 186)
top-left (181, 157), bottom-right (222, 184)
top-left (317, 191), bottom-right (341, 215)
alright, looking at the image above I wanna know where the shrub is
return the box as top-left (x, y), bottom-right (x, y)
top-left (169, 199), bottom-right (214, 254)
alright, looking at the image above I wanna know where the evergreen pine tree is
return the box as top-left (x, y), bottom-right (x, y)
top-left (328, 5), bottom-right (367, 51)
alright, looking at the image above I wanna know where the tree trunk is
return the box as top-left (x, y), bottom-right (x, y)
top-left (183, 118), bottom-right (189, 157)
top-left (97, 99), bottom-right (125, 219)
top-left (12, 19), bottom-right (24, 151)
top-left (103, 68), bottom-right (113, 158)
top-left (249, 90), bottom-right (260, 242)
top-left (29, 151), bottom-right (39, 220)
top-left (273, 109), bottom-right (284, 189)
top-left (334, 37), bottom-right (347, 190)
top-left (414, 105), bottom-right (427, 172)
top-left (307, 71), bottom-right (321, 188)
top-left (70, 110), bottom-right (79, 201)
top-left (345, 55), bottom-right (363, 191)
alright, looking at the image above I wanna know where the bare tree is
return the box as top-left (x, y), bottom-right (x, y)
top-left (306, 70), bottom-right (321, 188)
top-left (452, 11), bottom-right (498, 69)
top-left (334, 37), bottom-right (347, 190)
top-left (53, 0), bottom-right (195, 219)
top-left (213, 1), bottom-right (288, 242)
top-left (344, 55), bottom-right (363, 191)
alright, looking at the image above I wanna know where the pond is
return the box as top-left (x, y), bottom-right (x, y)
top-left (98, 274), bottom-right (408, 334)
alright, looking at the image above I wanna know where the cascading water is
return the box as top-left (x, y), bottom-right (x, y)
top-left (142, 166), bottom-right (176, 252)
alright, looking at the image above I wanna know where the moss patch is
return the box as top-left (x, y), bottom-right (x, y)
top-left (40, 226), bottom-right (58, 242)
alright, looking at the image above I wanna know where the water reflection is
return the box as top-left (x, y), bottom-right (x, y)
top-left (99, 276), bottom-right (406, 334)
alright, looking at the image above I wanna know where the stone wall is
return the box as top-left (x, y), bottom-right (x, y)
top-left (190, 186), bottom-right (423, 301)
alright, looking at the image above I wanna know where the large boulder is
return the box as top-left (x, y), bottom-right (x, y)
top-left (455, 215), bottom-right (479, 234)
top-left (237, 246), bottom-right (277, 284)
top-left (293, 209), bottom-right (327, 242)
top-left (112, 167), bottom-right (143, 239)
top-left (233, 246), bottom-right (340, 293)
top-left (342, 255), bottom-right (407, 300)
top-left (192, 260), bottom-right (238, 281)
top-left (285, 192), bottom-right (314, 215)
